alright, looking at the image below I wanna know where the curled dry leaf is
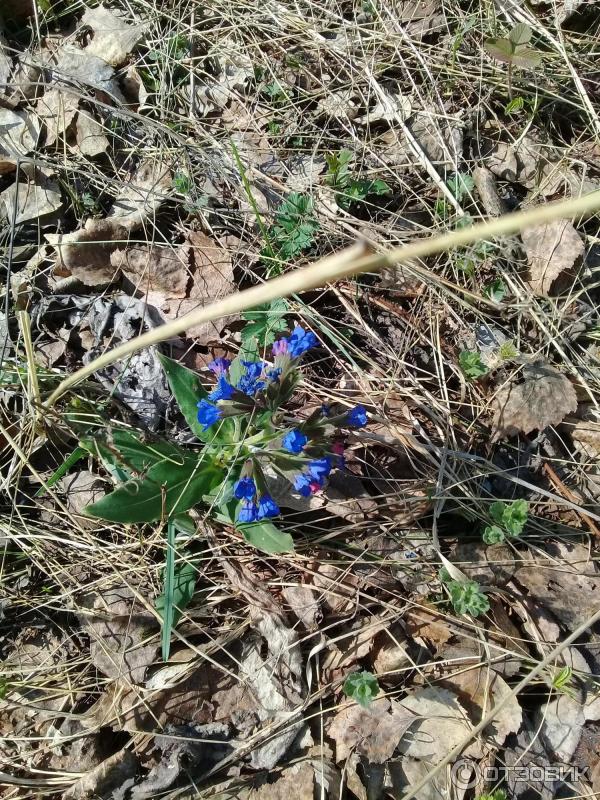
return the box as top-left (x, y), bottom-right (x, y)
top-left (492, 362), bottom-right (577, 439)
top-left (522, 218), bottom-right (584, 296)
top-left (329, 697), bottom-right (416, 763)
top-left (58, 470), bottom-right (107, 530)
top-left (567, 404), bottom-right (600, 459)
top-left (80, 4), bottom-right (148, 68)
top-left (222, 560), bottom-right (305, 769)
top-left (355, 90), bottom-right (412, 125)
top-left (108, 159), bottom-right (171, 230)
top-left (48, 218), bottom-right (127, 285)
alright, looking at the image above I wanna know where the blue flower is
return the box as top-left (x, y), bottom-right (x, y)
top-left (208, 357), bottom-right (231, 375)
top-left (293, 472), bottom-right (313, 497)
top-left (238, 500), bottom-right (258, 524)
top-left (287, 326), bottom-right (317, 358)
top-left (237, 360), bottom-right (266, 396)
top-left (257, 494), bottom-right (280, 519)
top-left (347, 404), bottom-right (368, 428)
top-left (307, 457), bottom-right (332, 481)
top-left (197, 399), bottom-right (221, 430)
top-left (234, 476), bottom-right (256, 500)
top-left (208, 375), bottom-right (235, 401)
top-left (282, 429), bottom-right (308, 454)
top-left (267, 367), bottom-right (282, 382)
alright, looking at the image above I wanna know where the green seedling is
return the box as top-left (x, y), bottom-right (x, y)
top-left (477, 791), bottom-right (507, 800)
top-left (484, 23), bottom-right (542, 100)
top-left (440, 570), bottom-right (490, 617)
top-left (326, 149), bottom-right (391, 211)
top-left (447, 172), bottom-right (475, 202)
top-left (241, 299), bottom-right (289, 347)
top-left (459, 350), bottom-right (489, 381)
top-left (484, 278), bottom-right (506, 303)
top-left (483, 499), bottom-right (528, 543)
top-left (343, 670), bottom-right (380, 707)
top-left (262, 193), bottom-right (320, 273)
top-left (499, 340), bottom-right (518, 361)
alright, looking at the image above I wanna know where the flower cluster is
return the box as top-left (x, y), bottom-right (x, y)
top-left (197, 325), bottom-right (369, 524)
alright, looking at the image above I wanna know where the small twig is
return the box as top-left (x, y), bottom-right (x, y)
top-left (542, 461), bottom-right (600, 538)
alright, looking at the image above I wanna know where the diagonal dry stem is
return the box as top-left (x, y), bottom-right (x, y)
top-left (46, 190), bottom-right (600, 408)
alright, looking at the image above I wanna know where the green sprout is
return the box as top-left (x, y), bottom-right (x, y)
top-left (459, 350), bottom-right (489, 381)
top-left (343, 670), bottom-right (381, 708)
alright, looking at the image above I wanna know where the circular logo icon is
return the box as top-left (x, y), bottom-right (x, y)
top-left (450, 759), bottom-right (480, 790)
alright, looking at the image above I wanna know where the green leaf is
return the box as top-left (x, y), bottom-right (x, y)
top-left (484, 278), bottom-right (506, 302)
top-left (36, 446), bottom-right (87, 496)
top-left (368, 178), bottom-right (392, 196)
top-left (82, 429), bottom-right (187, 475)
top-left (85, 458), bottom-right (224, 524)
top-left (511, 46), bottom-right (542, 69)
top-left (447, 579), bottom-right (490, 617)
top-left (343, 671), bottom-right (380, 708)
top-left (484, 37), bottom-right (515, 64)
top-left (509, 23), bottom-right (532, 46)
top-left (241, 300), bottom-right (288, 346)
top-left (156, 526), bottom-right (197, 661)
top-left (490, 499), bottom-right (528, 536)
top-left (229, 337), bottom-right (260, 387)
top-left (158, 353), bottom-right (208, 441)
top-left (239, 520), bottom-right (294, 553)
top-left (459, 350), bottom-right (489, 381)
top-left (482, 524), bottom-right (505, 544)
top-left (447, 172), bottom-right (475, 202)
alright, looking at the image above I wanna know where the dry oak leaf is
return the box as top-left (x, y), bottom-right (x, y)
top-left (62, 748), bottom-right (138, 800)
top-left (492, 362), bottom-right (577, 439)
top-left (1, 174), bottom-right (62, 225)
top-left (0, 108), bottom-right (40, 156)
top-left (329, 697), bottom-right (416, 763)
top-left (53, 45), bottom-right (124, 101)
top-left (108, 159), bottom-right (171, 230)
top-left (75, 110), bottom-right (110, 157)
top-left (522, 219), bottom-right (584, 296)
top-left (81, 4), bottom-right (148, 68)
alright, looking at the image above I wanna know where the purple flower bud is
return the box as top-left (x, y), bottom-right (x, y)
top-left (197, 399), bottom-right (221, 430)
top-left (234, 476), bottom-right (256, 500)
top-left (272, 338), bottom-right (289, 356)
top-left (282, 429), bottom-right (308, 454)
top-left (208, 357), bottom-right (231, 375)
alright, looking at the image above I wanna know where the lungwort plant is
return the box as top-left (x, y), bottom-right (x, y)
top-left (81, 325), bottom-right (368, 556)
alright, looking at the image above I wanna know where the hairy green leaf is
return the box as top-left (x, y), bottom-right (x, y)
top-left (509, 22), bottom-right (532, 46)
top-left (484, 37), bottom-right (515, 64)
top-left (240, 520), bottom-right (294, 553)
top-left (85, 458), bottom-right (223, 524)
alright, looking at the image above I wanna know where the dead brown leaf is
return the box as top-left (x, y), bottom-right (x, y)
top-left (59, 470), bottom-right (107, 529)
top-left (111, 244), bottom-right (192, 297)
top-left (522, 219), bottom-right (584, 296)
top-left (78, 586), bottom-right (159, 685)
top-left (1, 171), bottom-right (62, 225)
top-left (36, 88), bottom-right (79, 147)
top-left (514, 541), bottom-right (600, 631)
top-left (397, 686), bottom-right (484, 762)
top-left (223, 560), bottom-right (305, 769)
top-left (48, 218), bottom-right (127, 285)
top-left (567, 404), bottom-right (600, 459)
top-left (404, 604), bottom-right (453, 653)
top-left (281, 584), bottom-right (321, 631)
top-left (54, 45), bottom-right (124, 101)
top-left (108, 159), bottom-right (171, 229)
top-left (329, 697), bottom-right (416, 763)
top-left (238, 761), bottom-right (317, 800)
top-left (492, 362), bottom-right (577, 439)
top-left (75, 109), bottom-right (110, 157)
top-left (62, 748), bottom-right (138, 800)
top-left (0, 109), bottom-right (40, 157)
top-left (81, 4), bottom-right (148, 68)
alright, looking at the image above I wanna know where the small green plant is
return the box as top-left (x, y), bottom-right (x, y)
top-left (173, 171), bottom-right (193, 195)
top-left (262, 193), bottom-right (320, 272)
top-left (142, 35), bottom-right (190, 92)
top-left (551, 665), bottom-right (576, 698)
top-left (325, 149), bottom-right (391, 211)
top-left (440, 570), bottom-right (490, 617)
top-left (483, 499), bottom-right (528, 543)
top-left (498, 340), bottom-right (518, 361)
top-left (459, 350), bottom-right (489, 381)
top-left (477, 791), bottom-right (507, 800)
top-left (484, 278), bottom-right (506, 303)
top-left (241, 299), bottom-right (289, 347)
top-left (484, 24), bottom-right (542, 100)
top-left (505, 95), bottom-right (525, 114)
top-left (262, 79), bottom-right (289, 107)
top-left (80, 329), bottom-right (369, 658)
top-left (447, 172), bottom-right (475, 203)
top-left (343, 670), bottom-right (380, 707)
